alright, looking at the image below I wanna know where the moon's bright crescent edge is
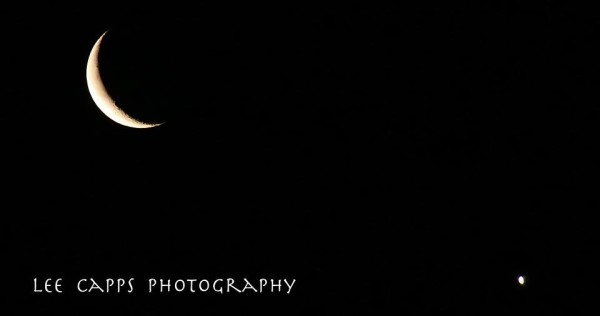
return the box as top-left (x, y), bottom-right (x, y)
top-left (86, 31), bottom-right (163, 129)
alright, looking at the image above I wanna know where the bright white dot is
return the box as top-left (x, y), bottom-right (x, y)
top-left (518, 276), bottom-right (525, 285)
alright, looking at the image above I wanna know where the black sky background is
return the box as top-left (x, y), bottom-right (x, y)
top-left (4, 2), bottom-right (600, 314)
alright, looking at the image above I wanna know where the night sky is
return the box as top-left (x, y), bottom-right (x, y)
top-left (4, 2), bottom-right (600, 314)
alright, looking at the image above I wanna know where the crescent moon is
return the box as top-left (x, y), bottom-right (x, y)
top-left (86, 31), bottom-right (163, 129)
